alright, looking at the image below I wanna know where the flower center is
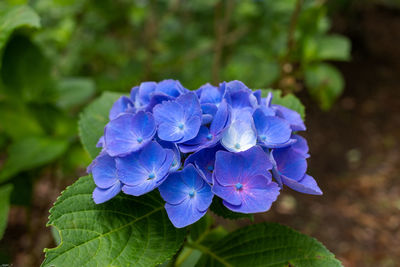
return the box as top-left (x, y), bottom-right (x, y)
top-left (234, 143), bottom-right (241, 149)
top-left (178, 123), bottom-right (184, 130)
top-left (147, 173), bottom-right (155, 180)
top-left (207, 165), bottom-right (214, 172)
top-left (188, 189), bottom-right (196, 198)
top-left (137, 137), bottom-right (143, 143)
top-left (235, 182), bottom-right (243, 191)
top-left (206, 134), bottom-right (213, 141)
top-left (260, 135), bottom-right (267, 141)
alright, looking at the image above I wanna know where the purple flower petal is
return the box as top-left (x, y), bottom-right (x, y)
top-left (281, 174), bottom-right (322, 195)
top-left (87, 152), bottom-right (118, 189)
top-left (109, 96), bottom-right (135, 120)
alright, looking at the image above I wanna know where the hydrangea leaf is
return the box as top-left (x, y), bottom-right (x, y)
top-left (194, 223), bottom-right (343, 267)
top-left (0, 5), bottom-right (40, 54)
top-left (42, 176), bottom-right (186, 267)
top-left (0, 184), bottom-right (13, 239)
top-left (55, 77), bottom-right (96, 109)
top-left (305, 63), bottom-right (344, 111)
top-left (262, 89), bottom-right (305, 120)
top-left (210, 197), bottom-right (253, 220)
top-left (78, 92), bottom-right (123, 159)
top-left (0, 137), bottom-right (69, 183)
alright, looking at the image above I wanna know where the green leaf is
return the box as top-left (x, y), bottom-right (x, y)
top-left (305, 63), bottom-right (344, 110)
top-left (0, 137), bottom-right (69, 183)
top-left (78, 91), bottom-right (122, 159)
top-left (0, 101), bottom-right (44, 140)
top-left (1, 35), bottom-right (53, 101)
top-left (262, 89), bottom-right (306, 120)
top-left (210, 198), bottom-right (253, 220)
top-left (194, 223), bottom-right (343, 267)
top-left (55, 77), bottom-right (96, 109)
top-left (0, 5), bottom-right (40, 53)
top-left (42, 176), bottom-right (185, 267)
top-left (304, 35), bottom-right (351, 62)
top-left (0, 184), bottom-right (13, 239)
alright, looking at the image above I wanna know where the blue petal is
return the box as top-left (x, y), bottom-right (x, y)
top-left (116, 153), bottom-right (149, 186)
top-left (165, 198), bottom-right (207, 228)
top-left (156, 79), bottom-right (185, 97)
top-left (225, 80), bottom-right (249, 93)
top-left (253, 109), bottom-right (292, 147)
top-left (212, 180), bottom-right (241, 206)
top-left (184, 144), bottom-right (223, 184)
top-left (253, 90), bottom-right (262, 104)
top-left (199, 84), bottom-right (222, 104)
top-left (87, 152), bottom-right (118, 189)
top-left (222, 178), bottom-right (280, 213)
top-left (178, 126), bottom-right (209, 153)
top-left (159, 172), bottom-right (190, 205)
top-left (158, 139), bottom-right (181, 172)
top-left (138, 81), bottom-right (157, 106)
top-left (105, 111), bottom-right (156, 156)
top-left (109, 96), bottom-right (135, 120)
top-left (195, 183), bottom-right (214, 211)
top-left (144, 93), bottom-right (174, 112)
top-left (180, 164), bottom-right (205, 190)
top-left (176, 92), bottom-right (202, 119)
top-left (291, 134), bottom-right (310, 158)
top-left (272, 147), bottom-right (307, 181)
top-left (273, 104), bottom-right (306, 131)
top-left (230, 90), bottom-right (256, 110)
top-left (214, 150), bottom-right (243, 186)
top-left (96, 136), bottom-right (104, 148)
top-left (221, 119), bottom-right (257, 153)
top-left (210, 100), bottom-right (230, 136)
top-left (92, 181), bottom-right (122, 204)
top-left (281, 174), bottom-right (322, 195)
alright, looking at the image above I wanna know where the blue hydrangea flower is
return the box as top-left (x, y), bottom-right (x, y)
top-left (88, 79), bottom-right (321, 228)
top-left (184, 144), bottom-right (224, 184)
top-left (179, 100), bottom-right (230, 153)
top-left (153, 92), bottom-right (202, 143)
top-left (87, 152), bottom-right (122, 204)
top-left (212, 146), bottom-right (280, 213)
top-left (271, 146), bottom-right (322, 195)
top-left (104, 111), bottom-right (156, 157)
top-left (116, 141), bottom-right (174, 196)
top-left (159, 164), bottom-right (213, 228)
top-left (253, 108), bottom-right (294, 148)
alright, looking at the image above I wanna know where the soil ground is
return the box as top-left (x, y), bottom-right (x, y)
top-left (1, 3), bottom-right (400, 267)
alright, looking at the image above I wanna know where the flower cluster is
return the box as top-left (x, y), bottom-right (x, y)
top-left (87, 80), bottom-right (322, 228)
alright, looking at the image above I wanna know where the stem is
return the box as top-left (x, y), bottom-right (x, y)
top-left (186, 242), bottom-right (233, 267)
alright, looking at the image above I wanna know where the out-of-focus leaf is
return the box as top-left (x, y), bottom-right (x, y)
top-left (210, 197), bottom-right (253, 220)
top-left (78, 91), bottom-right (122, 159)
top-left (0, 184), bottom-right (13, 239)
top-left (304, 35), bottom-right (351, 62)
top-left (1, 35), bottom-right (53, 101)
top-left (305, 63), bottom-right (344, 110)
top-left (42, 176), bottom-right (185, 267)
top-left (55, 77), bottom-right (95, 109)
top-left (0, 137), bottom-right (69, 183)
top-left (0, 5), bottom-right (40, 53)
top-left (195, 223), bottom-right (343, 267)
top-left (0, 102), bottom-right (44, 140)
top-left (263, 89), bottom-right (306, 120)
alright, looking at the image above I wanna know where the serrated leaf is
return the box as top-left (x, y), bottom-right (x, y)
top-left (261, 89), bottom-right (306, 120)
top-left (0, 5), bottom-right (40, 53)
top-left (0, 137), bottom-right (69, 183)
top-left (78, 92), bottom-right (122, 159)
top-left (305, 63), bottom-right (344, 110)
top-left (194, 223), bottom-right (343, 267)
top-left (42, 176), bottom-right (185, 267)
top-left (55, 77), bottom-right (95, 109)
top-left (0, 184), bottom-right (13, 239)
top-left (210, 198), bottom-right (253, 220)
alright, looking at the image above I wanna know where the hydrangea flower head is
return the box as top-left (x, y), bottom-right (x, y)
top-left (87, 79), bottom-right (322, 228)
